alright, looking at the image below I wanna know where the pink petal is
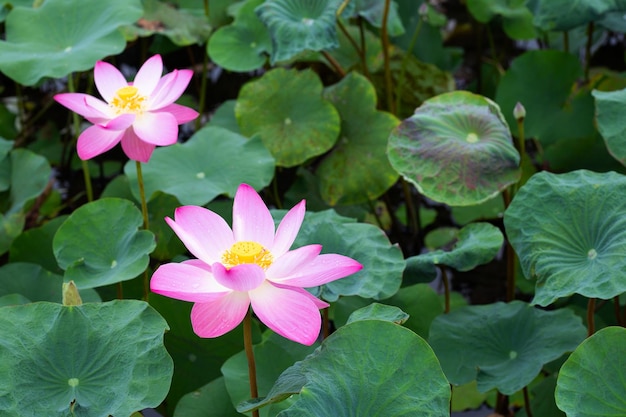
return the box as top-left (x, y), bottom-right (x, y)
top-left (105, 113), bottom-right (135, 130)
top-left (273, 283), bottom-right (329, 309)
top-left (250, 281), bottom-right (322, 345)
top-left (54, 93), bottom-right (111, 121)
top-left (182, 259), bottom-right (212, 272)
top-left (266, 244), bottom-right (322, 279)
top-left (191, 291), bottom-right (250, 338)
top-left (271, 254), bottom-right (363, 288)
top-left (166, 205), bottom-right (235, 264)
top-left (271, 200), bottom-right (305, 256)
top-left (150, 262), bottom-right (229, 302)
top-left (120, 128), bottom-right (156, 162)
top-left (159, 103), bottom-right (199, 124)
top-left (232, 184), bottom-right (275, 248)
top-left (76, 125), bottom-right (124, 160)
top-left (94, 61), bottom-right (128, 103)
top-left (133, 54), bottom-right (163, 97)
top-left (211, 262), bottom-right (266, 292)
top-left (149, 69), bottom-right (194, 110)
top-left (133, 111), bottom-right (178, 145)
top-left (83, 95), bottom-right (116, 123)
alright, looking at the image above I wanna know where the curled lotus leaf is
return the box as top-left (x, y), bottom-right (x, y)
top-left (388, 91), bottom-right (520, 206)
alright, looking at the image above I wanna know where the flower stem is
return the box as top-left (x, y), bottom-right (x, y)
top-left (244, 309), bottom-right (259, 417)
top-left (67, 74), bottom-right (94, 202)
top-left (136, 161), bottom-right (151, 300)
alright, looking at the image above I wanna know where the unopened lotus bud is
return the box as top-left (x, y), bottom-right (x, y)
top-left (513, 102), bottom-right (526, 121)
top-left (419, 2), bottom-right (429, 18)
top-left (62, 281), bottom-right (83, 306)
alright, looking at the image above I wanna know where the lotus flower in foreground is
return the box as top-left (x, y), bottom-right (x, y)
top-left (150, 184), bottom-right (363, 345)
top-left (54, 54), bottom-right (198, 162)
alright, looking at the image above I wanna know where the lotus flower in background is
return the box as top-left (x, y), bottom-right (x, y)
top-left (150, 184), bottom-right (363, 345)
top-left (54, 54), bottom-right (198, 162)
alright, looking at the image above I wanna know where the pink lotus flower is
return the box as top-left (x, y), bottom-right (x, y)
top-left (54, 54), bottom-right (198, 162)
top-left (150, 184), bottom-right (363, 345)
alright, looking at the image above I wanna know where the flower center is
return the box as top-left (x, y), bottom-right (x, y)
top-left (222, 241), bottom-right (273, 270)
top-left (110, 86), bottom-right (146, 114)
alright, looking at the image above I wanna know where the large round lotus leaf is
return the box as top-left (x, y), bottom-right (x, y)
top-left (467, 0), bottom-right (536, 39)
top-left (128, 0), bottom-right (212, 46)
top-left (5, 148), bottom-right (51, 214)
top-left (350, 0), bottom-right (405, 36)
top-left (592, 88), bottom-right (626, 166)
top-left (0, 300), bottom-right (172, 417)
top-left (125, 126), bottom-right (275, 205)
top-left (53, 198), bottom-right (156, 289)
top-left (556, 326), bottom-right (626, 416)
top-left (495, 50), bottom-right (595, 147)
top-left (387, 91), bottom-right (520, 206)
top-left (255, 0), bottom-right (343, 63)
top-left (0, 262), bottom-right (100, 304)
top-left (318, 72), bottom-right (399, 205)
top-left (207, 0), bottom-right (271, 72)
top-left (415, 222), bottom-right (504, 272)
top-left (173, 377), bottom-right (240, 417)
top-left (222, 331), bottom-right (317, 416)
top-left (532, 0), bottom-right (626, 31)
top-left (271, 320), bottom-right (450, 417)
top-left (10, 216), bottom-right (67, 274)
top-left (504, 170), bottom-right (626, 306)
top-left (235, 68), bottom-right (340, 168)
top-left (0, 0), bottom-right (143, 85)
top-left (275, 209), bottom-right (404, 302)
top-left (428, 301), bottom-right (586, 395)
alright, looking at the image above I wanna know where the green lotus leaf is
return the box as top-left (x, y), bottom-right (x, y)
top-left (428, 301), bottom-right (586, 395)
top-left (0, 300), bottom-right (172, 417)
top-left (495, 50), bottom-right (596, 148)
top-left (517, 375), bottom-right (565, 417)
top-left (125, 126), bottom-right (275, 205)
top-left (223, 331), bottom-right (317, 416)
top-left (0, 262), bottom-right (100, 304)
top-left (318, 72), bottom-right (399, 205)
top-left (346, 303), bottom-right (409, 325)
top-left (504, 170), bottom-right (626, 306)
top-left (413, 222), bottom-right (504, 272)
top-left (173, 377), bottom-right (240, 417)
top-left (255, 0), bottom-right (343, 63)
top-left (9, 216), bottom-right (67, 274)
top-left (592, 87), bottom-right (626, 166)
top-left (388, 91), bottom-right (520, 206)
top-left (351, 0), bottom-right (405, 36)
top-left (209, 100), bottom-right (240, 133)
top-left (128, 0), bottom-right (211, 45)
top-left (451, 195), bottom-right (505, 225)
top-left (0, 213), bottom-right (24, 256)
top-left (467, 0), bottom-right (536, 39)
top-left (53, 198), bottom-right (156, 289)
top-left (325, 24), bottom-right (383, 73)
top-left (235, 68), bottom-right (340, 167)
top-left (0, 0), bottom-right (143, 85)
top-left (555, 326), bottom-right (626, 416)
top-left (276, 209), bottom-right (404, 302)
top-left (270, 320), bottom-right (450, 416)
top-left (207, 0), bottom-right (271, 72)
top-left (532, 0), bottom-right (626, 31)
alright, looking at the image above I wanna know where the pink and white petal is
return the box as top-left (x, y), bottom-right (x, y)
top-left (54, 93), bottom-right (110, 120)
top-left (83, 95), bottom-right (117, 122)
top-left (104, 113), bottom-right (135, 130)
top-left (149, 69), bottom-right (194, 110)
top-left (120, 128), bottom-right (156, 162)
top-left (133, 54), bottom-right (163, 97)
top-left (158, 103), bottom-right (199, 124)
top-left (249, 281), bottom-right (322, 346)
top-left (133, 111), bottom-right (178, 145)
top-left (232, 184), bottom-right (275, 248)
top-left (191, 291), bottom-right (250, 338)
top-left (150, 262), bottom-right (229, 302)
top-left (182, 258), bottom-right (212, 272)
top-left (271, 200), bottom-right (305, 256)
top-left (76, 125), bottom-right (124, 160)
top-left (266, 244), bottom-right (322, 280)
top-left (94, 61), bottom-right (128, 102)
top-left (166, 205), bottom-right (235, 264)
top-left (272, 283), bottom-right (329, 309)
top-left (271, 254), bottom-right (363, 288)
top-left (211, 262), bottom-right (266, 292)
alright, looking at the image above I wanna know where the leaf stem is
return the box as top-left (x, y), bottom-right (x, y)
top-left (357, 17), bottom-right (371, 80)
top-left (381, 0), bottom-right (395, 113)
top-left (439, 265), bottom-right (450, 313)
top-left (67, 74), bottom-right (94, 202)
top-left (587, 297), bottom-right (596, 337)
top-left (322, 308), bottom-right (330, 339)
top-left (244, 309), bottom-right (260, 417)
top-left (523, 386), bottom-right (533, 417)
top-left (136, 161), bottom-right (151, 300)
top-left (321, 50), bottom-right (346, 77)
